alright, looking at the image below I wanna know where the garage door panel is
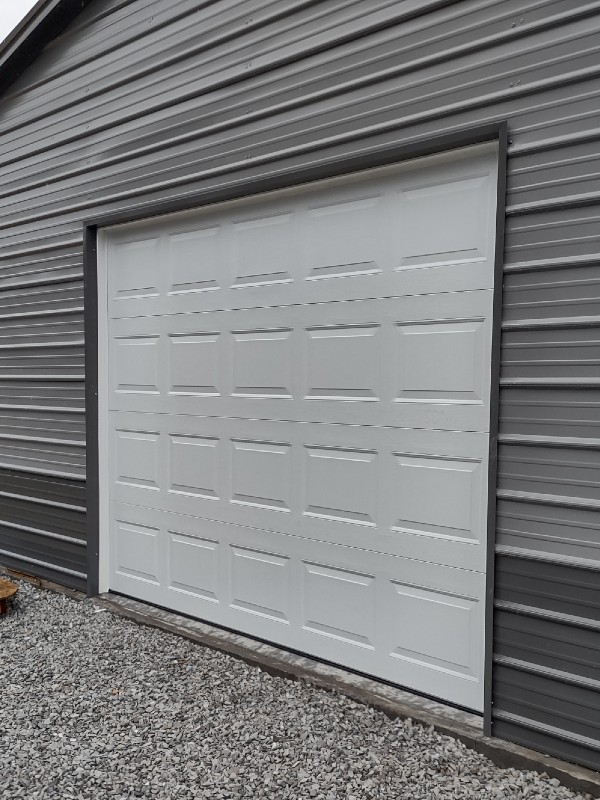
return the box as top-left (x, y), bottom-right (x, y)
top-left (169, 332), bottom-right (222, 396)
top-left (399, 173), bottom-right (491, 270)
top-left (168, 225), bottom-right (224, 294)
top-left (388, 452), bottom-right (485, 543)
top-left (106, 150), bottom-right (496, 320)
top-left (110, 411), bottom-right (488, 571)
top-left (104, 145), bottom-right (498, 711)
top-left (168, 530), bottom-right (220, 602)
top-left (111, 518), bottom-right (162, 587)
top-left (109, 291), bottom-right (493, 432)
top-left (114, 428), bottom-right (161, 491)
top-left (110, 261), bottom-right (495, 319)
top-left (110, 501), bottom-right (485, 710)
top-left (231, 210), bottom-right (298, 289)
top-left (108, 236), bottom-right (161, 303)
top-left (111, 392), bottom-right (490, 432)
top-left (111, 335), bottom-right (161, 395)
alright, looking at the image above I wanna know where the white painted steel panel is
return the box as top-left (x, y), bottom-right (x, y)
top-left (109, 502), bottom-right (486, 707)
top-left (108, 292), bottom-right (493, 431)
top-left (103, 145), bottom-right (498, 711)
top-left (110, 413), bottom-right (488, 572)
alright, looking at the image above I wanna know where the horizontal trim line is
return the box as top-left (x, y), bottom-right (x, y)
top-left (491, 710), bottom-right (600, 752)
top-left (0, 375), bottom-right (84, 382)
top-left (493, 654), bottom-right (600, 693)
top-left (494, 600), bottom-right (600, 633)
top-left (0, 461), bottom-right (85, 481)
top-left (0, 273), bottom-right (83, 291)
top-left (496, 545), bottom-right (600, 572)
top-left (500, 378), bottom-right (600, 388)
top-left (0, 307), bottom-right (83, 321)
top-left (509, 125), bottom-right (600, 157)
top-left (0, 238), bottom-right (82, 259)
top-left (0, 432), bottom-right (85, 447)
top-left (0, 517), bottom-right (85, 546)
top-left (0, 404), bottom-right (84, 413)
top-left (503, 254), bottom-right (600, 274)
top-left (496, 489), bottom-right (600, 512)
top-left (502, 316), bottom-right (600, 331)
top-left (506, 190), bottom-right (600, 215)
top-left (498, 434), bottom-right (600, 450)
top-left (0, 548), bottom-right (86, 580)
top-left (0, 340), bottom-right (84, 350)
top-left (0, 489), bottom-right (85, 513)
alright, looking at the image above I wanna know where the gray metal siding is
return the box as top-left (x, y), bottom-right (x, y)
top-left (0, 0), bottom-right (599, 768)
top-left (494, 556), bottom-right (600, 769)
top-left (0, 468), bottom-right (86, 588)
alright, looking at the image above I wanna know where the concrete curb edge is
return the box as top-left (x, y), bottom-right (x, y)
top-left (95, 592), bottom-right (600, 799)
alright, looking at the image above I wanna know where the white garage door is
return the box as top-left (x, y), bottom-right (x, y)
top-left (99, 144), bottom-right (498, 711)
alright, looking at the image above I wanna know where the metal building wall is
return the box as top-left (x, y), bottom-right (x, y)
top-left (0, 0), bottom-right (599, 769)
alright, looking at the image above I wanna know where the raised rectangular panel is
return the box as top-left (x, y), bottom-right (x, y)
top-left (232, 212), bottom-right (294, 286)
top-left (168, 532), bottom-right (219, 600)
top-left (307, 194), bottom-right (384, 279)
top-left (304, 447), bottom-right (377, 526)
top-left (392, 454), bottom-right (481, 541)
top-left (306, 325), bottom-right (380, 400)
top-left (395, 320), bottom-right (485, 403)
top-left (168, 226), bottom-right (221, 293)
top-left (303, 562), bottom-right (375, 648)
top-left (114, 336), bottom-right (159, 393)
top-left (114, 520), bottom-right (159, 583)
top-left (110, 238), bottom-right (159, 299)
top-left (230, 546), bottom-right (290, 622)
top-left (232, 329), bottom-right (293, 398)
top-left (169, 435), bottom-right (219, 499)
top-left (115, 429), bottom-right (160, 490)
top-left (169, 333), bottom-right (220, 395)
top-left (399, 176), bottom-right (489, 268)
top-left (389, 582), bottom-right (478, 675)
top-left (231, 440), bottom-right (292, 511)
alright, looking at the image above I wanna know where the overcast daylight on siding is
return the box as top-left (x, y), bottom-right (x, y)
top-left (0, 0), bottom-right (599, 775)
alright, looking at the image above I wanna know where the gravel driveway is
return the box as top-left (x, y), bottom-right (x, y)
top-left (0, 580), bottom-right (594, 800)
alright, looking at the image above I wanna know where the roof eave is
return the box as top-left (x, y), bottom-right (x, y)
top-left (0, 0), bottom-right (89, 100)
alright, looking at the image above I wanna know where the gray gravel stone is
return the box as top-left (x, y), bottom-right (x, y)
top-left (0, 581), bottom-right (594, 799)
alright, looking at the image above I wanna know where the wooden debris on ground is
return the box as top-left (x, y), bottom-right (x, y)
top-left (0, 577), bottom-right (18, 614)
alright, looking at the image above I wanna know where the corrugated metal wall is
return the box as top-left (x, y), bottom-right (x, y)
top-left (0, 0), bottom-right (599, 769)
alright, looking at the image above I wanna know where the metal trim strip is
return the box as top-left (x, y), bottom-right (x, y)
top-left (0, 517), bottom-right (85, 545)
top-left (496, 545), bottom-right (600, 571)
top-left (497, 490), bottom-right (600, 511)
top-left (495, 600), bottom-right (600, 632)
top-left (483, 120), bottom-right (508, 736)
top-left (491, 710), bottom-right (600, 752)
top-left (0, 488), bottom-right (85, 512)
top-left (0, 546), bottom-right (86, 579)
top-left (493, 654), bottom-right (600, 692)
top-left (0, 461), bottom-right (85, 480)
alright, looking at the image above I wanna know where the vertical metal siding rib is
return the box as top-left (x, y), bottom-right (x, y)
top-left (0, 0), bottom-right (599, 768)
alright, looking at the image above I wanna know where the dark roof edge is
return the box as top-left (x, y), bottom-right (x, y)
top-left (0, 0), bottom-right (90, 100)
